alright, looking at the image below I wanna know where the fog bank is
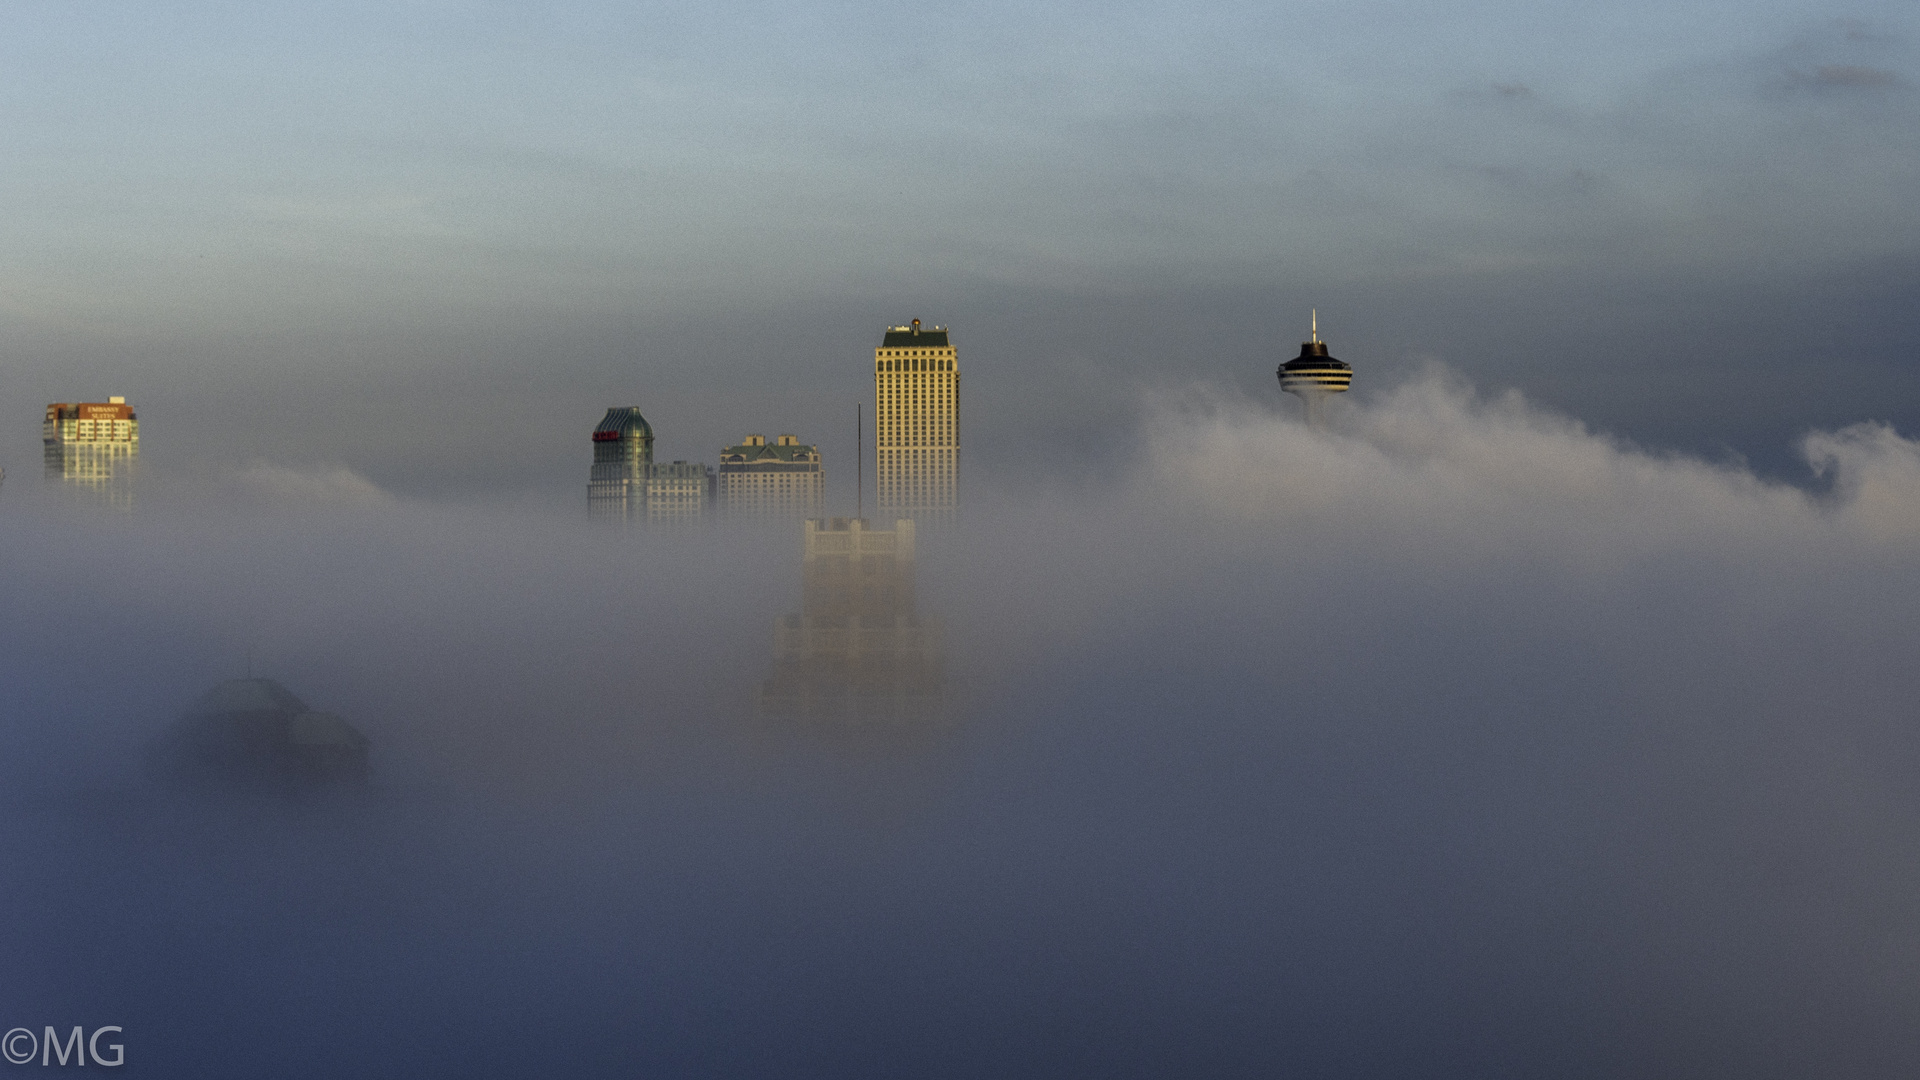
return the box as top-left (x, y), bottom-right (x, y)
top-left (6, 370), bottom-right (1920, 1076)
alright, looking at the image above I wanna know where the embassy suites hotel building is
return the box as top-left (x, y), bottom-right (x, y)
top-left (874, 320), bottom-right (958, 522)
top-left (45, 396), bottom-right (139, 507)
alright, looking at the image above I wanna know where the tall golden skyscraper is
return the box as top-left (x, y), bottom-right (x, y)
top-left (874, 319), bottom-right (959, 522)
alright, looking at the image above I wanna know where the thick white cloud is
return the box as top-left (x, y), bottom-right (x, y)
top-left (944, 367), bottom-right (1920, 672)
top-left (1144, 369), bottom-right (1890, 556)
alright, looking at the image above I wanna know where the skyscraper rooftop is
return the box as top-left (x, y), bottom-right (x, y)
top-left (880, 319), bottom-right (950, 348)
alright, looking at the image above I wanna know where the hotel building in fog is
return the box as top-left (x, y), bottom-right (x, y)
top-left (587, 406), bottom-right (714, 522)
top-left (44, 397), bottom-right (139, 506)
top-left (874, 320), bottom-right (958, 522)
top-left (718, 434), bottom-right (823, 517)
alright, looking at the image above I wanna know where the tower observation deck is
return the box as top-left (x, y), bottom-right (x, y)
top-left (1278, 311), bottom-right (1352, 424)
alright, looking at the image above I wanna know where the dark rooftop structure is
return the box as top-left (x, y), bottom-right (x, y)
top-left (719, 435), bottom-right (820, 470)
top-left (880, 319), bottom-right (950, 348)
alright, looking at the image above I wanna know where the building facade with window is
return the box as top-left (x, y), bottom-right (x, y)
top-left (874, 320), bottom-right (958, 523)
top-left (588, 406), bottom-right (713, 522)
top-left (644, 461), bottom-right (715, 522)
top-left (588, 406), bottom-right (655, 520)
top-left (44, 397), bottom-right (139, 506)
top-left (718, 434), bottom-right (823, 518)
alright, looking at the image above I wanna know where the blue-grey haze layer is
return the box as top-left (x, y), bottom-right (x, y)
top-left (7, 379), bottom-right (1920, 1076)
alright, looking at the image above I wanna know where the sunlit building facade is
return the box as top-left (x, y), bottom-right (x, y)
top-left (874, 320), bottom-right (959, 523)
top-left (718, 434), bottom-right (823, 518)
top-left (44, 397), bottom-right (139, 507)
top-left (758, 517), bottom-right (946, 724)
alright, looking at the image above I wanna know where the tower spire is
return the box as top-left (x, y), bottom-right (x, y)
top-left (1311, 309), bottom-right (1318, 344)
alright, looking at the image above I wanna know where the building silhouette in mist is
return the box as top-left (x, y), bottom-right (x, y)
top-left (587, 406), bottom-right (714, 522)
top-left (718, 434), bottom-right (823, 518)
top-left (147, 677), bottom-right (370, 793)
top-left (758, 517), bottom-right (946, 724)
top-left (875, 320), bottom-right (959, 523)
top-left (44, 397), bottom-right (138, 507)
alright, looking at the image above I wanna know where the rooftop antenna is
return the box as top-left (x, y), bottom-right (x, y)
top-left (856, 401), bottom-right (863, 521)
top-left (1311, 309), bottom-right (1319, 344)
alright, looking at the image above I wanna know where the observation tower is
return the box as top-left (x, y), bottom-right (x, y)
top-left (1278, 311), bottom-right (1352, 425)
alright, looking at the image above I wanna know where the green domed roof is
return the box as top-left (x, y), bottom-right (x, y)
top-left (595, 407), bottom-right (653, 441)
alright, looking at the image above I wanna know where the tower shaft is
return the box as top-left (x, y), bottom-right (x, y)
top-left (874, 321), bottom-right (960, 523)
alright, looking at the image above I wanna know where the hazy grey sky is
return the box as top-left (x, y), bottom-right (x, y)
top-left (1, 2), bottom-right (1916, 494)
